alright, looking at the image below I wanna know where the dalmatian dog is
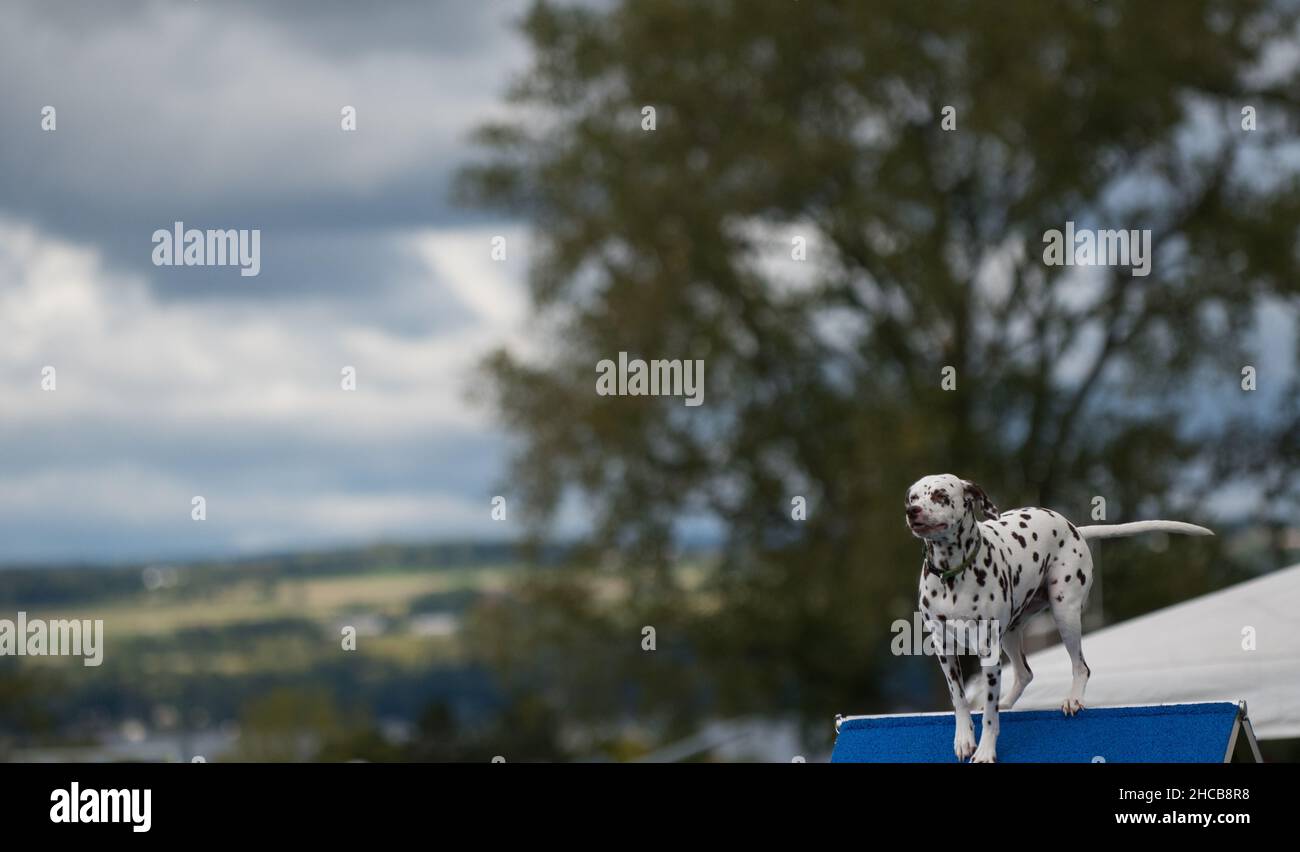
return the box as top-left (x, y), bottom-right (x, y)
top-left (906, 473), bottom-right (1212, 763)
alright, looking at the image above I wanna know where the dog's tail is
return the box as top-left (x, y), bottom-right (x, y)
top-left (1077, 520), bottom-right (1214, 541)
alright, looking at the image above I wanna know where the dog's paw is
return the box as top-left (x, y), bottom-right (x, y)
top-left (971, 741), bottom-right (997, 763)
top-left (954, 724), bottom-right (977, 761)
top-left (1061, 697), bottom-right (1084, 716)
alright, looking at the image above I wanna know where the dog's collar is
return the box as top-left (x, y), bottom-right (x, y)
top-left (939, 537), bottom-right (981, 581)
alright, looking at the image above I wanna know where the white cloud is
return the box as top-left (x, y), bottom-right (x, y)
top-left (0, 220), bottom-right (533, 560)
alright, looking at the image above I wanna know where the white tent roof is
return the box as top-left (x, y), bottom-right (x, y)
top-left (1014, 563), bottom-right (1300, 740)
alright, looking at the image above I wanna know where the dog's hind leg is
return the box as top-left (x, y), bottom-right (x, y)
top-left (1050, 601), bottom-right (1089, 715)
top-left (998, 625), bottom-right (1033, 709)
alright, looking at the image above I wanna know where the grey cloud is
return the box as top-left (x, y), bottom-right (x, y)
top-left (0, 0), bottom-right (530, 307)
top-left (19, 0), bottom-right (523, 59)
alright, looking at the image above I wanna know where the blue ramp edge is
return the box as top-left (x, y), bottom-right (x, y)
top-left (831, 702), bottom-right (1240, 763)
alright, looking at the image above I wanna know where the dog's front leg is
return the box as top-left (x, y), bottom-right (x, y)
top-left (972, 660), bottom-right (998, 764)
top-left (934, 639), bottom-right (975, 762)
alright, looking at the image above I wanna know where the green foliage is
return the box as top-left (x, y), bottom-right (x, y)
top-left (230, 687), bottom-right (345, 762)
top-left (0, 661), bottom-right (57, 760)
top-left (403, 694), bottom-right (567, 762)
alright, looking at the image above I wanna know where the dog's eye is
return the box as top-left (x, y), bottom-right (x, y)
top-left (931, 490), bottom-right (948, 504)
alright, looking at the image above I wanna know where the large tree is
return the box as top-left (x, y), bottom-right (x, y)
top-left (459, 0), bottom-right (1300, 745)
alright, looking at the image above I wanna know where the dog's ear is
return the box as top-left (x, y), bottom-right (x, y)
top-left (962, 480), bottom-right (999, 521)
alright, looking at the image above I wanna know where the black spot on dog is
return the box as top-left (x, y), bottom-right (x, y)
top-left (1077, 569), bottom-right (1086, 585)
top-left (1032, 552), bottom-right (1039, 562)
top-left (1032, 532), bottom-right (1038, 541)
top-left (1011, 533), bottom-right (1027, 548)
top-left (1019, 513), bottom-right (1031, 520)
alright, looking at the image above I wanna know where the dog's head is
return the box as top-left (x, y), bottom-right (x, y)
top-left (904, 474), bottom-right (999, 540)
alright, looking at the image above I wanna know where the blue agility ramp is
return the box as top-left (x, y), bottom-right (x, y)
top-left (831, 701), bottom-right (1262, 763)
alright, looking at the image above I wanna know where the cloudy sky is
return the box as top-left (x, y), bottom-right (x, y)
top-left (2, 2), bottom-right (1296, 565)
top-left (0, 0), bottom-right (540, 563)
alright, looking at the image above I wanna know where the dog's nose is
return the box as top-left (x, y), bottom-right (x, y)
top-left (906, 505), bottom-right (923, 519)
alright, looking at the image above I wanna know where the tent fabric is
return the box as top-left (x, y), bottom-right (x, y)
top-left (1012, 563), bottom-right (1300, 740)
top-left (831, 701), bottom-right (1241, 763)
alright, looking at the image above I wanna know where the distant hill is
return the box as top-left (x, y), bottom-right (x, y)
top-left (0, 540), bottom-right (559, 608)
